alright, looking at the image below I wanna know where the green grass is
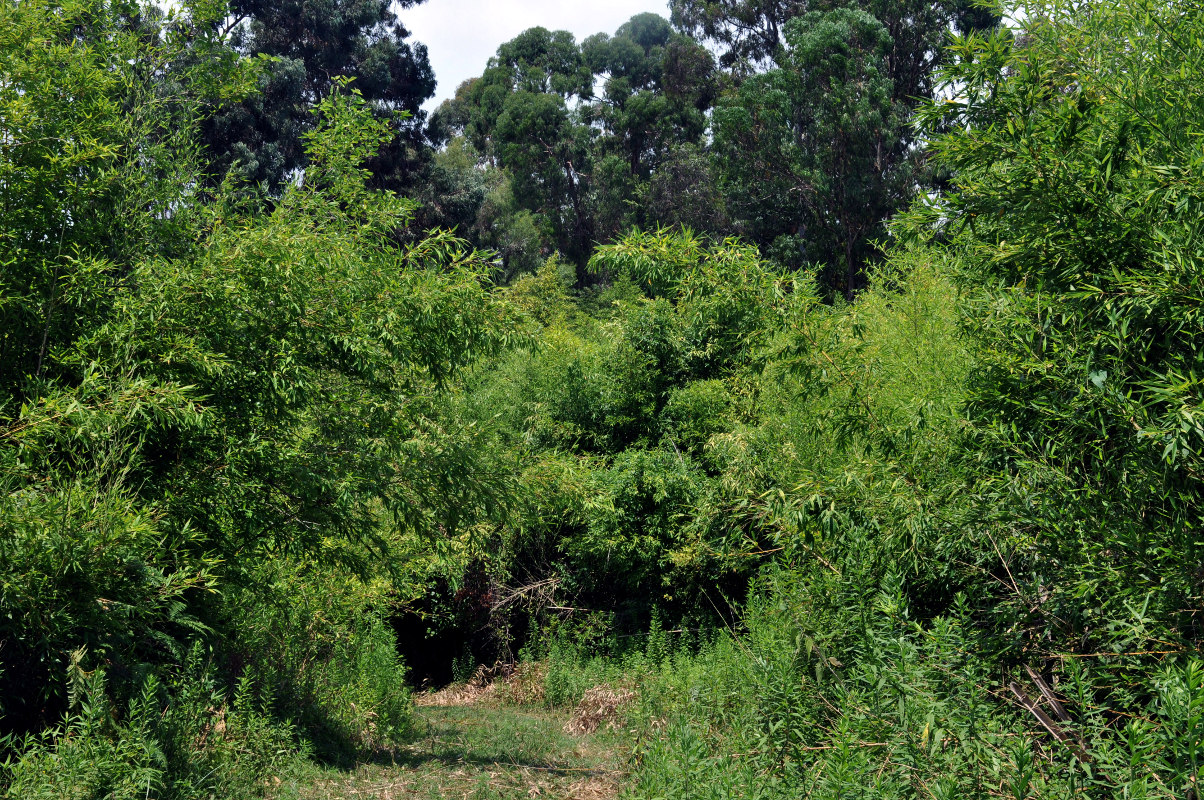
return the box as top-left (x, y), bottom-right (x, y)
top-left (271, 704), bottom-right (625, 800)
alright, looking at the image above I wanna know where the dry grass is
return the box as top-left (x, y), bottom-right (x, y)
top-left (564, 775), bottom-right (622, 799)
top-left (413, 680), bottom-right (499, 708)
top-left (563, 685), bottom-right (636, 736)
top-left (414, 661), bottom-right (549, 709)
top-left (495, 661), bottom-right (547, 706)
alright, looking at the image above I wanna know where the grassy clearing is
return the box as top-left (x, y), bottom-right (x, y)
top-left (270, 689), bottom-right (627, 800)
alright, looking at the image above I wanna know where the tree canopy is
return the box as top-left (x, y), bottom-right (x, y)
top-left (202, 0), bottom-right (436, 192)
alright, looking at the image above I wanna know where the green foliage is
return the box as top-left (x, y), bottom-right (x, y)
top-left (99, 88), bottom-right (519, 561)
top-left (582, 15), bottom-right (718, 239)
top-left (591, 229), bottom-right (791, 379)
top-left (616, 574), bottom-right (1204, 799)
top-left (5, 673), bottom-right (173, 800)
top-left (644, 144), bottom-right (728, 235)
top-left (712, 7), bottom-right (907, 295)
top-left (0, 455), bottom-right (219, 729)
top-left (0, 0), bottom-right (236, 735)
top-left (433, 26), bottom-right (597, 274)
top-left (1, 2), bottom-right (513, 790)
top-left (222, 559), bottom-right (412, 762)
top-left (661, 379), bottom-right (732, 455)
top-left (0, 0), bottom-right (248, 401)
top-left (201, 0), bottom-right (436, 192)
top-left (913, 0), bottom-right (1204, 676)
top-left (429, 230), bottom-right (803, 635)
top-left (413, 137), bottom-right (544, 281)
top-left (3, 660), bottom-right (297, 800)
top-left (572, 448), bottom-right (705, 595)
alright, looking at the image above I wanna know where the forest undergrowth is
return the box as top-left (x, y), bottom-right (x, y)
top-left (2, 0), bottom-right (1203, 798)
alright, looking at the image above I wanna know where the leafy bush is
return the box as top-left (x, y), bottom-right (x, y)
top-left (1, 2), bottom-right (510, 790)
top-left (221, 558), bottom-right (412, 762)
top-left (914, 0), bottom-right (1204, 717)
top-left (3, 660), bottom-right (297, 800)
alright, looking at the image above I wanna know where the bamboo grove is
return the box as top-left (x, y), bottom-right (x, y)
top-left (1, 0), bottom-right (1201, 797)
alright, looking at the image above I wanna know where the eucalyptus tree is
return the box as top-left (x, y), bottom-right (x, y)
top-left (583, 13), bottom-right (719, 239)
top-left (670, 0), bottom-right (997, 78)
top-left (675, 0), bottom-right (998, 294)
top-left (430, 27), bottom-right (597, 277)
top-left (431, 15), bottom-right (721, 280)
top-left (201, 0), bottom-right (436, 193)
top-left (712, 9), bottom-right (906, 297)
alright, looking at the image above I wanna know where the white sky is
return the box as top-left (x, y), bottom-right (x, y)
top-left (402, 0), bottom-right (672, 109)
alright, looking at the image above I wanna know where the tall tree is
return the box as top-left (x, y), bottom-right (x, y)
top-left (671, 0), bottom-right (997, 79)
top-left (583, 13), bottom-right (719, 239)
top-left (202, 0), bottom-right (435, 192)
top-left (713, 8), bottom-right (905, 297)
top-left (431, 27), bottom-right (597, 278)
top-left (679, 0), bottom-right (998, 294)
top-left (670, 0), bottom-right (799, 72)
top-left (430, 15), bottom-right (721, 280)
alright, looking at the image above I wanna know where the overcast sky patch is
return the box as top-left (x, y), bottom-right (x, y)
top-left (402, 0), bottom-right (671, 110)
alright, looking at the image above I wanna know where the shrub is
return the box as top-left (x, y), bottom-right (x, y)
top-left (221, 558), bottom-right (413, 763)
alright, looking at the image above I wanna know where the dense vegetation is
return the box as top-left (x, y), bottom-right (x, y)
top-left (2, 0), bottom-right (1201, 798)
